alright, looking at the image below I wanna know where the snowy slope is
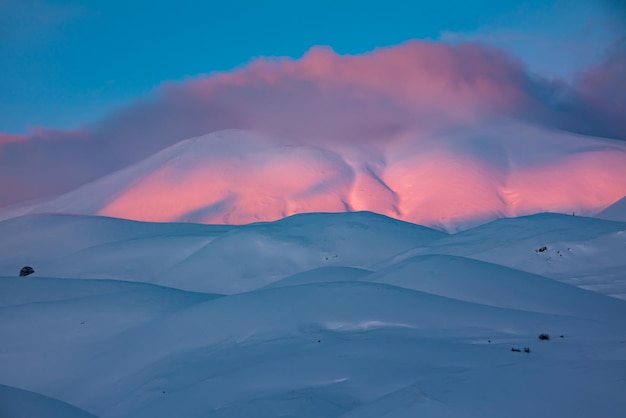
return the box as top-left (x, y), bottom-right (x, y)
top-left (3, 123), bottom-right (626, 231)
top-left (596, 196), bottom-right (626, 222)
top-left (364, 254), bottom-right (626, 317)
top-left (0, 384), bottom-right (98, 418)
top-left (0, 212), bottom-right (443, 293)
top-left (385, 213), bottom-right (626, 299)
top-left (2, 275), bottom-right (625, 418)
top-left (1, 211), bottom-right (625, 417)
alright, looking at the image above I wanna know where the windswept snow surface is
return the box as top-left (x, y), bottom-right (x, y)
top-left (0, 384), bottom-right (99, 418)
top-left (596, 196), bottom-right (626, 222)
top-left (1, 211), bottom-right (626, 417)
top-left (2, 124), bottom-right (626, 232)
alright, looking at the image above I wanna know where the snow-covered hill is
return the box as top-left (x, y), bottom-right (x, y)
top-left (0, 212), bottom-right (443, 293)
top-left (385, 213), bottom-right (626, 299)
top-left (1, 211), bottom-right (625, 417)
top-left (596, 196), bottom-right (626, 222)
top-left (3, 123), bottom-right (626, 232)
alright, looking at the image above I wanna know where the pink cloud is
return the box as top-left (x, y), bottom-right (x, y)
top-left (574, 43), bottom-right (626, 139)
top-left (0, 128), bottom-right (95, 206)
top-left (0, 40), bottom-right (624, 209)
top-left (161, 42), bottom-right (533, 142)
top-left (0, 133), bottom-right (28, 148)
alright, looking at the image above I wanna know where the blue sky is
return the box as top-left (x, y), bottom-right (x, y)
top-left (1, 0), bottom-right (623, 133)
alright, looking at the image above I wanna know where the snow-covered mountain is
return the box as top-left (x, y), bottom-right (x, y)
top-left (2, 119), bottom-right (626, 416)
top-left (4, 122), bottom-right (626, 231)
top-left (1, 211), bottom-right (625, 417)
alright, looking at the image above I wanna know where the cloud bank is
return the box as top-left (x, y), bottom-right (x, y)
top-left (1, 40), bottom-right (624, 207)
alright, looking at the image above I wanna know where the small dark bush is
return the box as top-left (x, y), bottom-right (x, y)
top-left (19, 266), bottom-right (35, 277)
top-left (523, 347), bottom-right (531, 353)
top-left (511, 348), bottom-right (521, 352)
top-left (535, 246), bottom-right (548, 253)
top-left (538, 333), bottom-right (550, 340)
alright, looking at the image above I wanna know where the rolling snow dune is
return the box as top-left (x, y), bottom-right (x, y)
top-left (1, 274), bottom-right (624, 417)
top-left (1, 211), bottom-right (626, 417)
top-left (0, 276), bottom-right (220, 309)
top-left (261, 266), bottom-right (373, 289)
top-left (3, 123), bottom-right (626, 231)
top-left (0, 384), bottom-right (98, 418)
top-left (363, 254), bottom-right (626, 318)
top-left (387, 213), bottom-right (626, 299)
top-left (0, 213), bottom-right (231, 268)
top-left (0, 211), bottom-right (444, 293)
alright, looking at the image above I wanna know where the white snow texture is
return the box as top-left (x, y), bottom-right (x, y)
top-left (1, 128), bottom-right (626, 417)
top-left (1, 209), bottom-right (626, 417)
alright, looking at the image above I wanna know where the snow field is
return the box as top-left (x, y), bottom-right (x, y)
top-left (0, 211), bottom-right (625, 417)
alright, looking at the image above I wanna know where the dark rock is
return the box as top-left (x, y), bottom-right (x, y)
top-left (19, 266), bottom-right (35, 277)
